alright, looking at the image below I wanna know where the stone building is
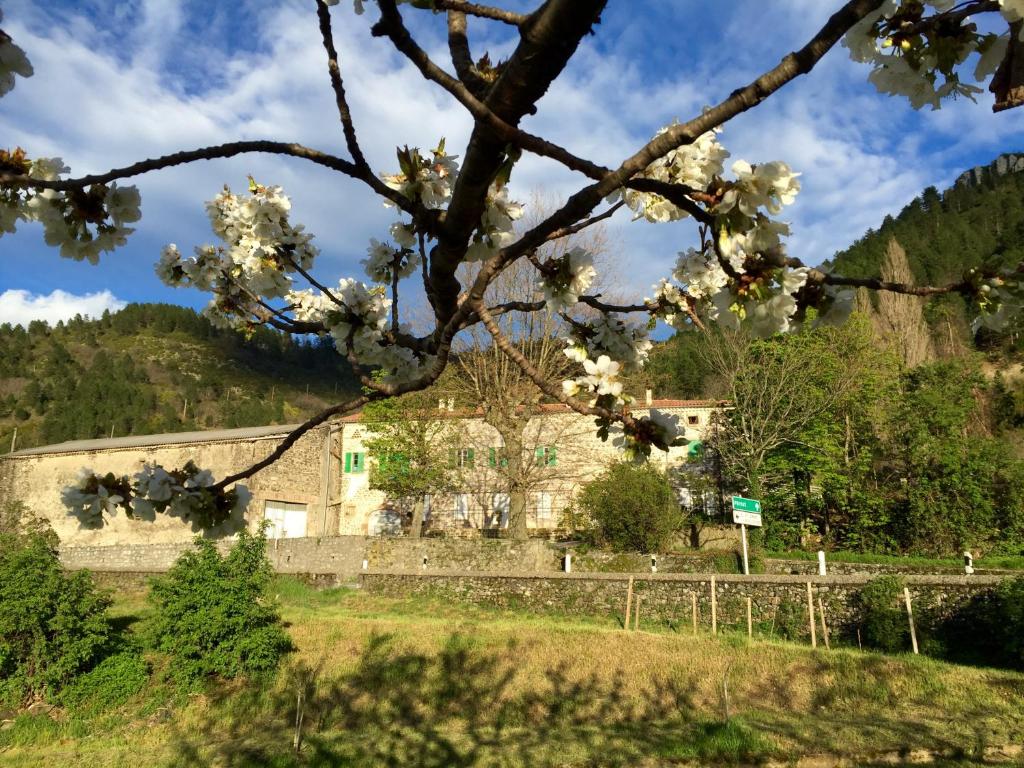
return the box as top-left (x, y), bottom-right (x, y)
top-left (0, 398), bottom-right (718, 545)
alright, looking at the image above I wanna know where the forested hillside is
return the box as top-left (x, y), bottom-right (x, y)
top-left (826, 152), bottom-right (1024, 356)
top-left (0, 304), bottom-right (360, 452)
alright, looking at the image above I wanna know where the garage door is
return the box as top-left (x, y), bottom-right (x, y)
top-left (263, 500), bottom-right (308, 539)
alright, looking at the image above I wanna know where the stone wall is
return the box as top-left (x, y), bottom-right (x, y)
top-left (58, 535), bottom-right (561, 578)
top-left (56, 535), bottom-right (1022, 582)
top-left (359, 571), bottom-right (1005, 636)
top-left (0, 424), bottom-right (331, 546)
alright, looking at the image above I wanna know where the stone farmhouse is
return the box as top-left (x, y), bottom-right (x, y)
top-left (0, 398), bottom-right (719, 546)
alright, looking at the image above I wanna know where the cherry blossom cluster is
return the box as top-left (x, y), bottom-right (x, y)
top-left (158, 180), bottom-right (318, 299)
top-left (377, 142), bottom-right (523, 264)
top-left (382, 142), bottom-right (460, 210)
top-left (363, 237), bottom-right (419, 283)
top-left (968, 266), bottom-right (1024, 332)
top-left (619, 124), bottom-right (729, 223)
top-left (62, 463), bottom-right (250, 532)
top-left (536, 246), bottom-right (597, 312)
top-left (842, 0), bottom-right (1022, 111)
top-left (609, 408), bottom-right (685, 462)
top-left (0, 12), bottom-right (32, 97)
top-left (0, 149), bottom-right (141, 263)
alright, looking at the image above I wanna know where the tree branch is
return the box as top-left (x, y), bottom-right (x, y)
top-left (213, 395), bottom-right (369, 489)
top-left (316, 0), bottom-right (371, 171)
top-left (1, 140), bottom-right (417, 214)
top-left (429, 0), bottom-right (529, 26)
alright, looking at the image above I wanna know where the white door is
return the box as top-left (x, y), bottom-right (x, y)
top-left (492, 493), bottom-right (510, 529)
top-left (263, 501), bottom-right (308, 538)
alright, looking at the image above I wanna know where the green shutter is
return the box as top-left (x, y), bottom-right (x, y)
top-left (547, 446), bottom-right (557, 467)
top-left (448, 448), bottom-right (458, 468)
top-left (344, 452), bottom-right (352, 473)
top-left (489, 447), bottom-right (496, 467)
top-left (355, 452), bottom-right (366, 472)
top-left (535, 446), bottom-right (545, 464)
top-left (466, 448), bottom-right (475, 468)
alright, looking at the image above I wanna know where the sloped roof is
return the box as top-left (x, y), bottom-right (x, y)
top-left (5, 423), bottom-right (301, 458)
top-left (337, 398), bottom-right (723, 423)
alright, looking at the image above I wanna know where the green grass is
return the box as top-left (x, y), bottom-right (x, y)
top-left (2, 580), bottom-right (1023, 767)
top-left (766, 549), bottom-right (1024, 570)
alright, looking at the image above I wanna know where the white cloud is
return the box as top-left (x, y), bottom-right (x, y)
top-left (1, 0), bottom-right (1021, 317)
top-left (0, 289), bottom-right (127, 328)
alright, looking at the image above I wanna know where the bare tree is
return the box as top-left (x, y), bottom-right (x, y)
top-left (701, 322), bottom-right (878, 498)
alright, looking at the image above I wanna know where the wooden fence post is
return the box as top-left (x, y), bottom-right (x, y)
top-left (624, 576), bottom-right (634, 631)
top-left (817, 595), bottom-right (831, 650)
top-left (710, 575), bottom-right (718, 635)
top-left (903, 587), bottom-right (919, 654)
top-left (806, 581), bottom-right (817, 649)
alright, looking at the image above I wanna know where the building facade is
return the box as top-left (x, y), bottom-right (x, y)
top-left (0, 399), bottom-right (719, 545)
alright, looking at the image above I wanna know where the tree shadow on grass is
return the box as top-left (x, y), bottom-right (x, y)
top-left (165, 631), bottom-right (774, 767)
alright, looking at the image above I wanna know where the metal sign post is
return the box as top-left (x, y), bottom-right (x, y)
top-left (731, 496), bottom-right (762, 576)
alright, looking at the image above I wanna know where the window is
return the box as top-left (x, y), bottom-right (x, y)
top-left (534, 446), bottom-right (557, 467)
top-left (534, 492), bottom-right (553, 526)
top-left (343, 451), bottom-right (366, 473)
top-left (687, 415), bottom-right (699, 425)
top-left (488, 447), bottom-right (509, 468)
top-left (449, 447), bottom-right (475, 468)
top-left (263, 500), bottom-right (308, 539)
top-left (454, 493), bottom-right (471, 521)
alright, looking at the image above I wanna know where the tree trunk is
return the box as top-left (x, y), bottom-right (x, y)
top-left (409, 499), bottom-right (424, 539)
top-left (508, 490), bottom-right (529, 540)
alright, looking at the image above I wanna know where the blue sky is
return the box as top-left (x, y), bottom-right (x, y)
top-left (1, 0), bottom-right (1022, 327)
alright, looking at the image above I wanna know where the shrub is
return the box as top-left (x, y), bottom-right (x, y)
top-left (147, 528), bottom-right (293, 683)
top-left (577, 463), bottom-right (684, 552)
top-left (0, 524), bottom-right (113, 706)
top-left (933, 575), bottom-right (1024, 669)
top-left (772, 599), bottom-right (806, 641)
top-left (856, 575), bottom-right (909, 653)
top-left (58, 649), bottom-right (149, 715)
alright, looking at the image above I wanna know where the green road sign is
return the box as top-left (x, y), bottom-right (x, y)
top-left (731, 496), bottom-right (761, 513)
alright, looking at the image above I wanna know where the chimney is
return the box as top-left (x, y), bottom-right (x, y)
top-left (645, 389), bottom-right (653, 406)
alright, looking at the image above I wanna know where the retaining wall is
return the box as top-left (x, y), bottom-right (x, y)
top-left (59, 536), bottom-right (1016, 581)
top-left (359, 570), bottom-right (1004, 636)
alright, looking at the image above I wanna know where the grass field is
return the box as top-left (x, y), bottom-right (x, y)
top-left (2, 579), bottom-right (1023, 767)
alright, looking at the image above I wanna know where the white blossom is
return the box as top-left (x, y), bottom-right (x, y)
top-left (622, 123), bottom-right (729, 223)
top-left (0, 21), bottom-right (33, 98)
top-left (537, 246), bottom-right (596, 312)
top-left (718, 160), bottom-right (801, 217)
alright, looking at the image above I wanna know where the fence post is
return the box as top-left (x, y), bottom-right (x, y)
top-left (746, 597), bottom-right (752, 638)
top-left (624, 576), bottom-right (634, 631)
top-left (691, 592), bottom-right (698, 635)
top-left (710, 575), bottom-right (718, 635)
top-left (903, 587), bottom-right (919, 655)
top-left (806, 581), bottom-right (817, 649)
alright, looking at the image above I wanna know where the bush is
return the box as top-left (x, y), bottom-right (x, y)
top-left (772, 599), bottom-right (806, 641)
top-left (577, 463), bottom-right (684, 552)
top-left (148, 528), bottom-right (293, 683)
top-left (58, 649), bottom-right (149, 715)
top-left (856, 575), bottom-right (909, 653)
top-left (933, 575), bottom-right (1024, 669)
top-left (0, 524), bottom-right (113, 706)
